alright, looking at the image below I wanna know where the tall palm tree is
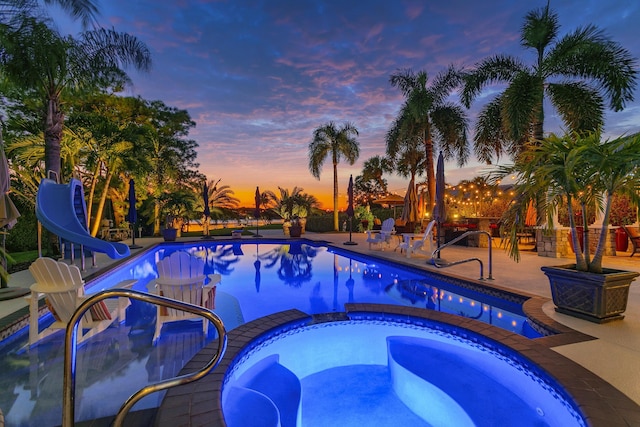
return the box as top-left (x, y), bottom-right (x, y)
top-left (0, 17), bottom-right (151, 179)
top-left (308, 121), bottom-right (360, 231)
top-left (389, 67), bottom-right (468, 212)
top-left (461, 3), bottom-right (637, 162)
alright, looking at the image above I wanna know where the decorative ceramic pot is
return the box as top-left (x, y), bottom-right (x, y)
top-left (162, 228), bottom-right (177, 242)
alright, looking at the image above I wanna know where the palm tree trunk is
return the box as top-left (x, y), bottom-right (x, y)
top-left (44, 95), bottom-right (63, 180)
top-left (590, 193), bottom-right (614, 273)
top-left (89, 169), bottom-right (114, 237)
top-left (154, 199), bottom-right (161, 236)
top-left (333, 161), bottom-right (339, 231)
top-left (567, 199), bottom-right (588, 271)
top-left (86, 163), bottom-right (102, 230)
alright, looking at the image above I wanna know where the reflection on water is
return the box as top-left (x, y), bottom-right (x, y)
top-left (0, 241), bottom-right (539, 426)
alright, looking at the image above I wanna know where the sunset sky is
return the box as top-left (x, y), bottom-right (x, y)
top-left (56, 0), bottom-right (640, 208)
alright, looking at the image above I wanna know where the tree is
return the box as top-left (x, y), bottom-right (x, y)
top-left (0, 16), bottom-right (151, 179)
top-left (353, 175), bottom-right (386, 206)
top-left (269, 187), bottom-right (318, 221)
top-left (461, 3), bottom-right (638, 162)
top-left (389, 67), bottom-right (468, 211)
top-left (1, 0), bottom-right (99, 29)
top-left (204, 178), bottom-right (240, 218)
top-left (494, 132), bottom-right (640, 273)
top-left (361, 155), bottom-right (392, 191)
top-left (308, 121), bottom-right (360, 231)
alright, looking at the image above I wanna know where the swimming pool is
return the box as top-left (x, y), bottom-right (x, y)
top-left (89, 240), bottom-right (543, 337)
top-left (222, 318), bottom-right (587, 427)
top-left (0, 240), bottom-right (556, 425)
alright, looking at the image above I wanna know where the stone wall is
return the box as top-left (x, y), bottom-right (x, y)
top-left (536, 227), bottom-right (617, 258)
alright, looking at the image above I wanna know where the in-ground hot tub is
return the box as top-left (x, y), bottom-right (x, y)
top-left (221, 316), bottom-right (586, 427)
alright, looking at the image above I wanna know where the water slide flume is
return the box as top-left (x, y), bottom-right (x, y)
top-left (36, 178), bottom-right (130, 259)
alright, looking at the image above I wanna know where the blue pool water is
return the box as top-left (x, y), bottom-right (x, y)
top-left (0, 240), bottom-right (544, 426)
top-left (223, 320), bottom-right (586, 427)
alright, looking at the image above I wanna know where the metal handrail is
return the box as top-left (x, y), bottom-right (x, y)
top-left (62, 288), bottom-right (227, 427)
top-left (431, 230), bottom-right (494, 280)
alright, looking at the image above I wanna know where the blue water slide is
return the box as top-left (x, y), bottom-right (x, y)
top-left (35, 178), bottom-right (130, 259)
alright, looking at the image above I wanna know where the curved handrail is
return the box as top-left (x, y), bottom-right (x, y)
top-left (62, 289), bottom-right (227, 427)
top-left (431, 230), bottom-right (493, 280)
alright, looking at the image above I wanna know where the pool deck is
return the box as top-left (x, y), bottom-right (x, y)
top-left (2, 230), bottom-right (640, 426)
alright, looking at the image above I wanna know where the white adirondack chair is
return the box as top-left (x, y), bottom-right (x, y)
top-left (399, 220), bottom-right (437, 258)
top-left (365, 218), bottom-right (396, 250)
top-left (27, 257), bottom-right (132, 347)
top-left (148, 251), bottom-right (221, 343)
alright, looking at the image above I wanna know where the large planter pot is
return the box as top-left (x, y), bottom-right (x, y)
top-left (616, 227), bottom-right (629, 252)
top-left (289, 225), bottom-right (302, 238)
top-left (162, 228), bottom-right (178, 242)
top-left (541, 264), bottom-right (639, 323)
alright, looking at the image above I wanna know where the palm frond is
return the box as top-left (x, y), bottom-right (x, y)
top-left (546, 82), bottom-right (604, 133)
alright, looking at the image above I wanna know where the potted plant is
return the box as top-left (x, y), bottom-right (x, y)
top-left (610, 194), bottom-right (637, 252)
top-left (497, 132), bottom-right (640, 322)
top-left (270, 187), bottom-right (317, 236)
top-left (289, 216), bottom-right (302, 238)
top-left (162, 215), bottom-right (178, 241)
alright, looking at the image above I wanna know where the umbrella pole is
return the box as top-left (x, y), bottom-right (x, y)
top-left (1, 228), bottom-right (6, 288)
top-left (255, 217), bottom-right (262, 237)
top-left (129, 221), bottom-right (142, 249)
top-left (343, 216), bottom-right (357, 245)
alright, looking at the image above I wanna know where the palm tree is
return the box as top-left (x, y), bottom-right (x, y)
top-left (206, 179), bottom-right (240, 217)
top-left (308, 121), bottom-right (360, 231)
top-left (389, 67), bottom-right (468, 211)
top-left (0, 17), bottom-right (151, 179)
top-left (495, 132), bottom-right (640, 273)
top-left (1, 0), bottom-right (99, 28)
top-left (461, 3), bottom-right (638, 162)
top-left (361, 155), bottom-right (392, 191)
top-left (268, 186), bottom-right (317, 221)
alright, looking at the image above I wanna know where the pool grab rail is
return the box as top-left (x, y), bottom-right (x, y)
top-left (61, 288), bottom-right (228, 427)
top-left (431, 230), bottom-right (494, 280)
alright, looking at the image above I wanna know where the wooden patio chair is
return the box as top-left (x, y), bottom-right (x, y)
top-left (148, 251), bottom-right (221, 343)
top-left (27, 257), bottom-right (132, 347)
top-left (365, 218), bottom-right (395, 250)
top-left (622, 226), bottom-right (640, 257)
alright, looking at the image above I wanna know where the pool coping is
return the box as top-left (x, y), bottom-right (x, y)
top-left (155, 304), bottom-right (640, 427)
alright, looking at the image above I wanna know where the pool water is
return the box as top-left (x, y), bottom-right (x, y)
top-left (223, 320), bottom-right (586, 427)
top-left (300, 365), bottom-right (430, 427)
top-left (101, 242), bottom-right (539, 337)
top-left (0, 240), bottom-right (543, 426)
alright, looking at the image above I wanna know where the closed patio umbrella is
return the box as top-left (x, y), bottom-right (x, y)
top-left (525, 200), bottom-right (537, 227)
top-left (433, 151), bottom-right (447, 255)
top-left (400, 177), bottom-right (419, 229)
top-left (202, 181), bottom-right (211, 239)
top-left (344, 175), bottom-right (357, 245)
top-left (128, 179), bottom-right (141, 249)
top-left (0, 129), bottom-right (28, 299)
top-left (254, 186), bottom-right (262, 237)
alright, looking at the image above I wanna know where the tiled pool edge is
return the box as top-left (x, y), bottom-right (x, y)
top-left (155, 305), bottom-right (640, 427)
